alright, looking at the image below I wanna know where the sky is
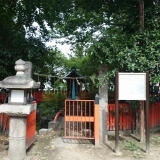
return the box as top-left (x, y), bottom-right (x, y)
top-left (31, 22), bottom-right (73, 58)
top-left (45, 40), bottom-right (72, 58)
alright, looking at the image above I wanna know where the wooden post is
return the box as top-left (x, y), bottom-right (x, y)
top-left (115, 71), bottom-right (119, 154)
top-left (94, 104), bottom-right (100, 146)
top-left (145, 71), bottom-right (150, 153)
top-left (140, 101), bottom-right (145, 142)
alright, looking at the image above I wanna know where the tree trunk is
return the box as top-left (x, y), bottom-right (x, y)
top-left (99, 64), bottom-right (108, 144)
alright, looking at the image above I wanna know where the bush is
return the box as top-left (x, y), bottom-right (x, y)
top-left (38, 92), bottom-right (66, 119)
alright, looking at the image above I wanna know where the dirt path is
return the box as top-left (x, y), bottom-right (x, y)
top-left (0, 130), bottom-right (160, 160)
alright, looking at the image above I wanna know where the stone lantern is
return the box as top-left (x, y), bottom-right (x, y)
top-left (0, 59), bottom-right (40, 160)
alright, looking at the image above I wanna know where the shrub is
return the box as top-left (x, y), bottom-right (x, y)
top-left (38, 92), bottom-right (66, 119)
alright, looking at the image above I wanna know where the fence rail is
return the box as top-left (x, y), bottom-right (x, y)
top-left (64, 100), bottom-right (95, 139)
top-left (108, 103), bottom-right (134, 131)
top-left (108, 102), bottom-right (160, 131)
top-left (1, 90), bottom-right (160, 133)
top-left (150, 102), bottom-right (160, 128)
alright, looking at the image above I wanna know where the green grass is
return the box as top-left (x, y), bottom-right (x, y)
top-left (124, 142), bottom-right (139, 151)
top-left (124, 141), bottom-right (144, 159)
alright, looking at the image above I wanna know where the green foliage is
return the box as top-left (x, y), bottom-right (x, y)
top-left (53, 79), bottom-right (67, 91)
top-left (0, 1), bottom-right (50, 79)
top-left (129, 101), bottom-right (139, 109)
top-left (58, 54), bottom-right (98, 92)
top-left (53, 0), bottom-right (160, 87)
top-left (1, 0), bottom-right (160, 89)
top-left (0, 0), bottom-right (74, 79)
top-left (63, 55), bottom-right (98, 77)
top-left (38, 92), bottom-right (66, 119)
top-left (34, 49), bottom-right (62, 75)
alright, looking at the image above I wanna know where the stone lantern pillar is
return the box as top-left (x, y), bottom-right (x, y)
top-left (0, 59), bottom-right (40, 160)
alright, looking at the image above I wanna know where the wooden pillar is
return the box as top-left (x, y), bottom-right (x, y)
top-left (140, 101), bottom-right (145, 142)
top-left (94, 104), bottom-right (100, 146)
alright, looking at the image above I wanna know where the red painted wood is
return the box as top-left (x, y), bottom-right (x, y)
top-left (108, 103), bottom-right (134, 131)
top-left (33, 91), bottom-right (43, 104)
top-left (26, 110), bottom-right (36, 149)
top-left (108, 102), bottom-right (160, 131)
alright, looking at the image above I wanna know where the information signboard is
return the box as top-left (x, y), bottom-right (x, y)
top-left (118, 73), bottom-right (146, 100)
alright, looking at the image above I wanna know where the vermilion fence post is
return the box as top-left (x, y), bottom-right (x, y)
top-left (26, 110), bottom-right (36, 149)
top-left (33, 91), bottom-right (43, 104)
top-left (149, 104), bottom-right (152, 128)
top-left (94, 104), bottom-right (99, 146)
top-left (108, 104), bottom-right (113, 130)
top-left (155, 104), bottom-right (157, 127)
top-left (111, 104), bottom-right (115, 130)
top-left (152, 104), bottom-right (155, 128)
top-left (155, 103), bottom-right (157, 127)
top-left (157, 103), bottom-right (159, 126)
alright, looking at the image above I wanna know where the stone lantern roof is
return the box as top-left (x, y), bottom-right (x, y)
top-left (0, 59), bottom-right (40, 89)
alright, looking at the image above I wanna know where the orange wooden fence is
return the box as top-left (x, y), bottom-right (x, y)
top-left (26, 110), bottom-right (36, 149)
top-left (0, 112), bottom-right (9, 131)
top-left (149, 102), bottom-right (160, 128)
top-left (64, 100), bottom-right (95, 139)
top-left (1, 89), bottom-right (160, 133)
top-left (33, 91), bottom-right (44, 104)
top-left (64, 100), bottom-right (99, 145)
top-left (1, 102), bottom-right (160, 132)
top-left (108, 103), bottom-right (134, 131)
top-left (0, 93), bottom-right (5, 104)
top-left (108, 102), bottom-right (160, 131)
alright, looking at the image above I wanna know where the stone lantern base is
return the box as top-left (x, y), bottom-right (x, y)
top-left (8, 117), bottom-right (27, 160)
top-left (0, 103), bottom-right (37, 160)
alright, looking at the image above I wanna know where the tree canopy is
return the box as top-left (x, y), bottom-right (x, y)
top-left (53, 0), bottom-right (160, 84)
top-left (0, 0), bottom-right (72, 79)
top-left (0, 0), bottom-right (160, 87)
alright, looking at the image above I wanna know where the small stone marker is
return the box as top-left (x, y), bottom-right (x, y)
top-left (39, 128), bottom-right (49, 135)
top-left (48, 121), bottom-right (58, 130)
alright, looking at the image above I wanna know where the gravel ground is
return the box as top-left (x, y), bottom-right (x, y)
top-left (1, 129), bottom-right (160, 160)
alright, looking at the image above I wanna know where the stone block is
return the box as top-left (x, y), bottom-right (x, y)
top-left (48, 128), bottom-right (53, 132)
top-left (39, 128), bottom-right (48, 135)
top-left (48, 121), bottom-right (58, 130)
top-left (123, 130), bottom-right (132, 136)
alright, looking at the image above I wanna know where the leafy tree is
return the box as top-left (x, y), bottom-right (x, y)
top-left (0, 0), bottom-right (73, 79)
top-left (54, 0), bottom-right (160, 85)
top-left (1, 0), bottom-right (159, 86)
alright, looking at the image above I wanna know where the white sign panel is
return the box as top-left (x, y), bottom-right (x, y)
top-left (118, 73), bottom-right (146, 100)
top-left (11, 90), bottom-right (24, 103)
